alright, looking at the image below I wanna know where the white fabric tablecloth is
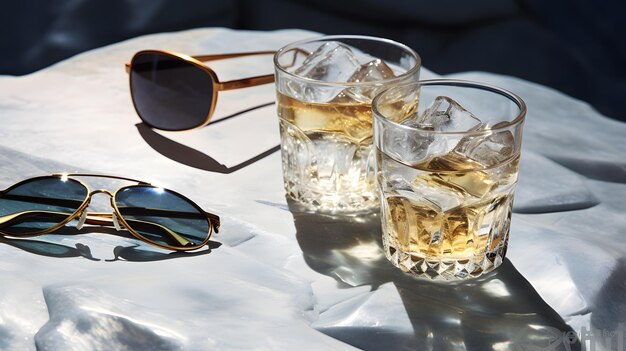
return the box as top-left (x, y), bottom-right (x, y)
top-left (0, 28), bottom-right (624, 351)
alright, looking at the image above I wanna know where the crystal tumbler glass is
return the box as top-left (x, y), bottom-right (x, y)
top-left (373, 80), bottom-right (526, 280)
top-left (274, 36), bottom-right (421, 212)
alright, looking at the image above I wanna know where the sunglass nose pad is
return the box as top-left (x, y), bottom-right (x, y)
top-left (112, 212), bottom-right (122, 231)
top-left (76, 211), bottom-right (88, 230)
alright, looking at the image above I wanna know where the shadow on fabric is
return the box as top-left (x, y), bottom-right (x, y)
top-left (0, 226), bottom-right (221, 262)
top-left (134, 102), bottom-right (280, 174)
top-left (287, 198), bottom-right (580, 350)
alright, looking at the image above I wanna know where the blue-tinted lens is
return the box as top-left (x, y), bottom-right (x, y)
top-left (130, 52), bottom-right (214, 131)
top-left (114, 186), bottom-right (210, 248)
top-left (0, 177), bottom-right (88, 235)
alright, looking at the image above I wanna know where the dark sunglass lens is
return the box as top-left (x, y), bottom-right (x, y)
top-left (0, 177), bottom-right (88, 235)
top-left (130, 52), bottom-right (214, 131)
top-left (114, 186), bottom-right (210, 248)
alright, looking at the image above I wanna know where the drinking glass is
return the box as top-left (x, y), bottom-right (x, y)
top-left (274, 36), bottom-right (421, 212)
top-left (372, 80), bottom-right (526, 280)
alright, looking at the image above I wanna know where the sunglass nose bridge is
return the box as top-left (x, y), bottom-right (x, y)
top-left (73, 190), bottom-right (122, 231)
top-left (89, 189), bottom-right (114, 197)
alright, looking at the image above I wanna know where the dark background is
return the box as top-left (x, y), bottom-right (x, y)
top-left (1, 0), bottom-right (625, 121)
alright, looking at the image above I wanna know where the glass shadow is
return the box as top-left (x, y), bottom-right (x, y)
top-left (288, 198), bottom-right (580, 351)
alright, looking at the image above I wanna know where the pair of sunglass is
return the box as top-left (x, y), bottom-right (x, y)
top-left (126, 48), bottom-right (309, 131)
top-left (126, 50), bottom-right (276, 131)
top-left (0, 174), bottom-right (220, 251)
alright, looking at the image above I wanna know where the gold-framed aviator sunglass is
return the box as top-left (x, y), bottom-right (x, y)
top-left (126, 50), bottom-right (279, 131)
top-left (0, 174), bottom-right (220, 251)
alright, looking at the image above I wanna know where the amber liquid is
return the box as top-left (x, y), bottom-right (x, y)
top-left (378, 149), bottom-right (520, 279)
top-left (276, 92), bottom-right (378, 211)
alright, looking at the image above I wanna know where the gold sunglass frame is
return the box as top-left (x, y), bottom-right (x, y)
top-left (127, 50), bottom-right (277, 131)
top-left (0, 174), bottom-right (221, 251)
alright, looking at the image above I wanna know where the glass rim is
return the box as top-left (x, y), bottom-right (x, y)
top-left (273, 34), bottom-right (421, 87)
top-left (372, 79), bottom-right (527, 136)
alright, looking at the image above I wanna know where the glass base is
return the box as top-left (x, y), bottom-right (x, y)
top-left (383, 235), bottom-right (508, 281)
top-left (285, 181), bottom-right (378, 213)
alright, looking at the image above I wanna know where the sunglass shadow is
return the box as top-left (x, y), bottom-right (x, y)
top-left (135, 102), bottom-right (280, 174)
top-left (0, 225), bottom-right (221, 262)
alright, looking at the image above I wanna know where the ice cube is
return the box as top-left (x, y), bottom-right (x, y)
top-left (390, 96), bottom-right (483, 162)
top-left (410, 177), bottom-right (463, 212)
top-left (455, 130), bottom-right (515, 167)
top-left (294, 42), bottom-right (361, 82)
top-left (287, 42), bottom-right (362, 102)
top-left (343, 59), bottom-right (396, 102)
top-left (417, 96), bottom-right (482, 132)
top-left (293, 108), bottom-right (330, 131)
top-left (379, 115), bottom-right (464, 166)
top-left (349, 59), bottom-right (395, 83)
top-left (381, 119), bottom-right (434, 165)
top-left (385, 170), bottom-right (462, 212)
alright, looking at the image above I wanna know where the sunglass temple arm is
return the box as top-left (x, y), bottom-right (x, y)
top-left (124, 51), bottom-right (277, 74)
top-left (215, 48), bottom-right (310, 91)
